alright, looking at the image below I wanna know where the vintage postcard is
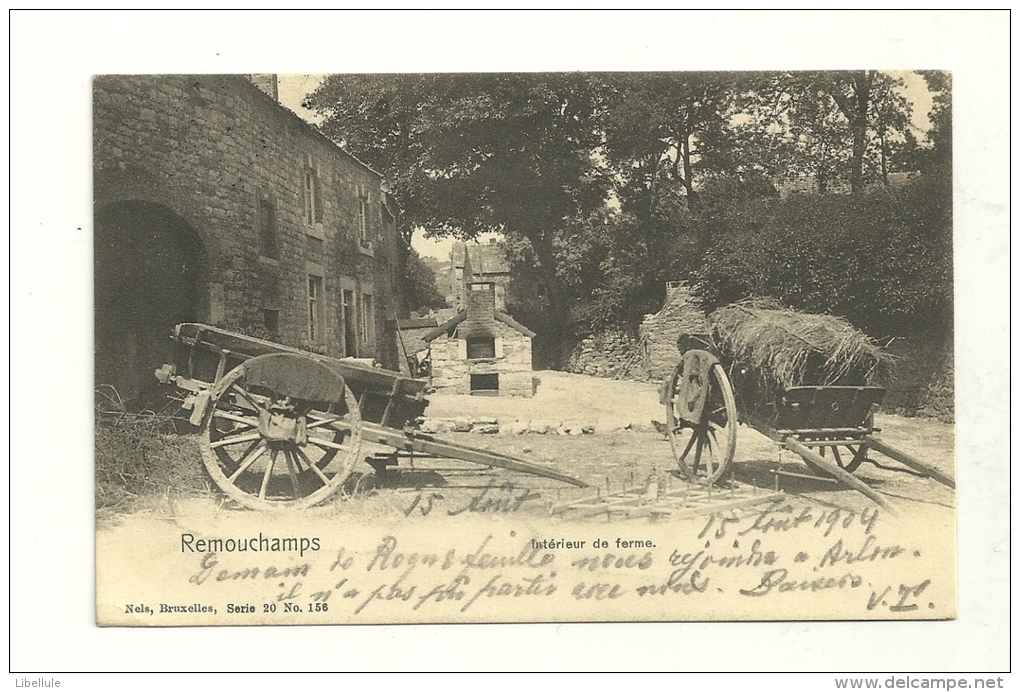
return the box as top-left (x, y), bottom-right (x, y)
top-left (92, 70), bottom-right (959, 627)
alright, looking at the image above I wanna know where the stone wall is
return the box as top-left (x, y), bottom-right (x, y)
top-left (429, 321), bottom-right (534, 397)
top-left (639, 282), bottom-right (710, 382)
top-left (568, 284), bottom-right (709, 383)
top-left (567, 331), bottom-right (643, 379)
top-left (94, 75), bottom-right (402, 397)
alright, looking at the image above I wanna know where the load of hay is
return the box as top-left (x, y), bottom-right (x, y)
top-left (707, 299), bottom-right (891, 400)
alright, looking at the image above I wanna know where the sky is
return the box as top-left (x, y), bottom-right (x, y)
top-left (276, 71), bottom-right (938, 262)
top-left (276, 74), bottom-right (326, 124)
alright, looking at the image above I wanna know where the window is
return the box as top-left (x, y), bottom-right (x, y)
top-left (357, 196), bottom-right (368, 243)
top-left (466, 336), bottom-right (496, 360)
top-left (308, 275), bottom-right (323, 342)
top-left (259, 200), bottom-right (278, 258)
top-left (360, 293), bottom-right (375, 345)
top-left (303, 167), bottom-right (322, 228)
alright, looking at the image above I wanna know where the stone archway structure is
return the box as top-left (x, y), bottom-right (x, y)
top-left (94, 200), bottom-right (207, 406)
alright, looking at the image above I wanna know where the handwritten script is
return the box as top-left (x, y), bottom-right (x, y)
top-left (93, 497), bottom-right (951, 624)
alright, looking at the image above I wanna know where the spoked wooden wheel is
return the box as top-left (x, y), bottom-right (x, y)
top-left (199, 354), bottom-right (363, 510)
top-left (665, 351), bottom-right (738, 484)
top-left (807, 439), bottom-right (868, 473)
top-left (804, 413), bottom-right (873, 474)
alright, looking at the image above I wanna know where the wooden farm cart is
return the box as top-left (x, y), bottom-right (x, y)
top-left (155, 323), bottom-right (586, 510)
top-left (661, 334), bottom-right (953, 512)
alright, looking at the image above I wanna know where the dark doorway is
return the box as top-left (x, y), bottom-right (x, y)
top-left (342, 289), bottom-right (357, 357)
top-left (95, 201), bottom-right (205, 408)
top-left (470, 373), bottom-right (499, 396)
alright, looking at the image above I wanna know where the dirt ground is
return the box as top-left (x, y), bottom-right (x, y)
top-left (94, 370), bottom-right (959, 629)
top-left (110, 370), bottom-right (955, 521)
top-left (414, 370), bottom-right (956, 515)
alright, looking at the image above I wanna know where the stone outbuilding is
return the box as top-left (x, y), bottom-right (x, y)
top-left (423, 281), bottom-right (536, 397)
top-left (93, 74), bottom-right (404, 403)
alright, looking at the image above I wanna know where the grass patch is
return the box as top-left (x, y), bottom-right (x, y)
top-left (95, 385), bottom-right (212, 519)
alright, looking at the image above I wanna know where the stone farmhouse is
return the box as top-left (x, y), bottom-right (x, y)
top-left (94, 74), bottom-right (403, 403)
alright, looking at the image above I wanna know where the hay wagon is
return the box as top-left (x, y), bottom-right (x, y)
top-left (155, 323), bottom-right (585, 510)
top-left (662, 308), bottom-right (952, 510)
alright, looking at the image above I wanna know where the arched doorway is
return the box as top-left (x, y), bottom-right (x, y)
top-left (95, 201), bottom-right (206, 408)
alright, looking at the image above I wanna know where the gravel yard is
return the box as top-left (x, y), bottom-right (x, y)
top-left (99, 370), bottom-right (955, 521)
top-left (414, 370), bottom-right (955, 515)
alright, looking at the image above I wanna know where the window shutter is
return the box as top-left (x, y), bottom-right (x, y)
top-left (313, 170), bottom-right (324, 224)
top-left (457, 339), bottom-right (467, 360)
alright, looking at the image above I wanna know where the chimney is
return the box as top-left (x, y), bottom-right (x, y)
top-left (462, 282), bottom-right (496, 337)
top-left (248, 74), bottom-right (279, 101)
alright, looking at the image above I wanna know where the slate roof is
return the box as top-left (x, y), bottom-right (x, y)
top-left (452, 241), bottom-right (509, 276)
top-left (397, 317), bottom-right (438, 330)
top-left (422, 310), bottom-right (535, 342)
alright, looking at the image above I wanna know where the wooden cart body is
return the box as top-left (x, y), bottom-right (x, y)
top-left (161, 323), bottom-right (430, 429)
top-left (664, 332), bottom-right (951, 511)
top-left (156, 323), bottom-right (585, 510)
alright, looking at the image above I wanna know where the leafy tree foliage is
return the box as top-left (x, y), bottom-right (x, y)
top-left (601, 72), bottom-right (744, 213)
top-left (305, 70), bottom-right (949, 364)
top-left (734, 71), bottom-right (915, 194)
top-left (403, 247), bottom-right (447, 314)
top-left (305, 73), bottom-right (606, 360)
top-left (918, 70), bottom-right (952, 179)
top-left (784, 80), bottom-right (855, 194)
top-left (694, 176), bottom-right (952, 337)
top-left (814, 70), bottom-right (877, 194)
top-left (866, 72), bottom-right (914, 185)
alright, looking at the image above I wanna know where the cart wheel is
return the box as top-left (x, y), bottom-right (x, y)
top-left (816, 411), bottom-right (873, 473)
top-left (665, 352), bottom-right (738, 485)
top-left (199, 355), bottom-right (363, 510)
top-left (816, 441), bottom-right (868, 473)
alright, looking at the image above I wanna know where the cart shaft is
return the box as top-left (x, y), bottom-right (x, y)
top-left (784, 437), bottom-right (896, 514)
top-left (864, 435), bottom-right (955, 489)
top-left (360, 422), bottom-right (588, 488)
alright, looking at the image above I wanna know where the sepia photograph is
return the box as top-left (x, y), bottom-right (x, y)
top-left (92, 69), bottom-right (958, 626)
top-left (10, 9), bottom-right (1010, 676)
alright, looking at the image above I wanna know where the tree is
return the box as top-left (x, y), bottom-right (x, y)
top-left (305, 70), bottom-right (939, 363)
top-left (890, 72), bottom-right (950, 180)
top-left (784, 82), bottom-right (854, 194)
top-left (601, 72), bottom-right (742, 215)
top-left (918, 70), bottom-right (952, 178)
top-left (866, 72), bottom-right (913, 186)
top-left (748, 71), bottom-right (916, 194)
top-left (817, 71), bottom-right (876, 194)
top-left (305, 74), bottom-right (606, 361)
top-left (403, 247), bottom-right (447, 314)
